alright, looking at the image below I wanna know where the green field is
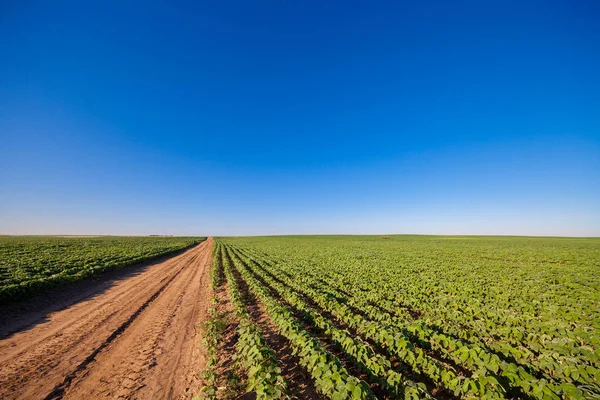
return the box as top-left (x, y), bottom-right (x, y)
top-left (208, 235), bottom-right (600, 399)
top-left (0, 235), bottom-right (204, 303)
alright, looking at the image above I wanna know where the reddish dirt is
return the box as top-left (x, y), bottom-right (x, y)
top-left (0, 238), bottom-right (213, 400)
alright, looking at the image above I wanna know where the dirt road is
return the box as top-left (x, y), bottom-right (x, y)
top-left (0, 238), bottom-right (213, 400)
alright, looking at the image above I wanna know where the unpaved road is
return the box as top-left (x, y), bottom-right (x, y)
top-left (0, 238), bottom-right (213, 400)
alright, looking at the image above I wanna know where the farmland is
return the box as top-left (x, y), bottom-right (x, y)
top-left (0, 235), bottom-right (204, 303)
top-left (0, 238), bottom-right (213, 399)
top-left (0, 234), bottom-right (598, 399)
top-left (207, 235), bottom-right (600, 399)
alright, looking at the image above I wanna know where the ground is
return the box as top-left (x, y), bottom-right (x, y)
top-left (0, 238), bottom-right (213, 400)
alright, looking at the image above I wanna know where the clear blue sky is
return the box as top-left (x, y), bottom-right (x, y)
top-left (1, 1), bottom-right (599, 236)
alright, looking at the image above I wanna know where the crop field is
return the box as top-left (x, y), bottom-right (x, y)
top-left (206, 235), bottom-right (600, 399)
top-left (1, 235), bottom-right (598, 399)
top-left (0, 235), bottom-right (204, 303)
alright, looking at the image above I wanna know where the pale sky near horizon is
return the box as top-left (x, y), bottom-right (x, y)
top-left (1, 1), bottom-right (599, 236)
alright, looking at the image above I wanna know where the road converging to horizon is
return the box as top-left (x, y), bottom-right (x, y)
top-left (0, 238), bottom-right (213, 399)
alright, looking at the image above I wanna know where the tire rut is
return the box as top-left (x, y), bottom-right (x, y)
top-left (0, 238), bottom-right (213, 400)
top-left (44, 261), bottom-right (188, 400)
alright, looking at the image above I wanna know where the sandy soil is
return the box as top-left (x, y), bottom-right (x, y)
top-left (0, 238), bottom-right (213, 400)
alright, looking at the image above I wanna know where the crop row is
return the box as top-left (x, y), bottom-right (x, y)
top-left (220, 243), bottom-right (288, 398)
top-left (227, 246), bottom-right (433, 399)
top-left (214, 235), bottom-right (599, 399)
top-left (196, 245), bottom-right (224, 400)
top-left (239, 245), bottom-right (596, 399)
top-left (222, 244), bottom-right (374, 399)
top-left (233, 246), bottom-right (509, 398)
top-left (0, 236), bottom-right (204, 303)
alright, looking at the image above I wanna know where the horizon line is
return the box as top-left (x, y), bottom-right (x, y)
top-left (2, 233), bottom-right (599, 239)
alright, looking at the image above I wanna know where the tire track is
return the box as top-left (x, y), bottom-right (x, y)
top-left (63, 245), bottom-right (211, 399)
top-left (0, 248), bottom-right (200, 398)
top-left (0, 238), bottom-right (213, 400)
top-left (0, 246), bottom-right (198, 362)
top-left (44, 263), bottom-right (187, 399)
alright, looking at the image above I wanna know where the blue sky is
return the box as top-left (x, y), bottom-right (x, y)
top-left (1, 1), bottom-right (599, 236)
